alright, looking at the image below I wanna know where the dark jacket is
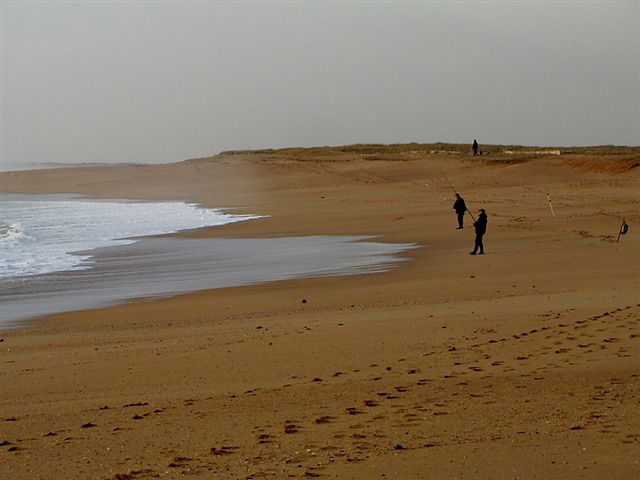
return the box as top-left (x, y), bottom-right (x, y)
top-left (453, 197), bottom-right (467, 214)
top-left (474, 212), bottom-right (488, 235)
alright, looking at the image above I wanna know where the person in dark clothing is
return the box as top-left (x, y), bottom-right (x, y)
top-left (453, 193), bottom-right (467, 229)
top-left (470, 209), bottom-right (488, 255)
top-left (472, 139), bottom-right (479, 156)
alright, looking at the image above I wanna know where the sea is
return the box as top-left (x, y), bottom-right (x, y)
top-left (0, 194), bottom-right (416, 328)
top-left (0, 194), bottom-right (259, 278)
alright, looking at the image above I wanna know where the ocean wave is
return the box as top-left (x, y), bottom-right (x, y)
top-left (0, 223), bottom-right (33, 247)
top-left (0, 195), bottom-right (261, 278)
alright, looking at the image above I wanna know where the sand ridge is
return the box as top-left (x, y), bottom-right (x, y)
top-left (0, 146), bottom-right (639, 479)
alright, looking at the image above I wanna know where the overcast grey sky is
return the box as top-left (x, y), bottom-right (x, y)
top-left (1, 1), bottom-right (638, 168)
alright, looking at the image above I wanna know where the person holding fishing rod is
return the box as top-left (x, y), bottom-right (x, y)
top-left (470, 209), bottom-right (488, 255)
top-left (453, 193), bottom-right (468, 229)
top-left (432, 173), bottom-right (486, 254)
top-left (439, 172), bottom-right (472, 230)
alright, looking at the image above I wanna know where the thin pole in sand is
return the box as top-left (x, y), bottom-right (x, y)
top-left (616, 218), bottom-right (628, 242)
top-left (547, 193), bottom-right (556, 218)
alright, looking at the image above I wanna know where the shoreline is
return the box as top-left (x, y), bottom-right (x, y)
top-left (0, 148), bottom-right (638, 479)
top-left (1, 233), bottom-right (418, 329)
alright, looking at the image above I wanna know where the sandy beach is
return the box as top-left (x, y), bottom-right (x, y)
top-left (1, 145), bottom-right (638, 479)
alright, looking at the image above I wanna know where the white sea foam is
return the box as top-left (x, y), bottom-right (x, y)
top-left (0, 223), bottom-right (32, 247)
top-left (0, 194), bottom-right (259, 278)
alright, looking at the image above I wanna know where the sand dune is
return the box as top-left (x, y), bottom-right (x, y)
top-left (1, 145), bottom-right (638, 479)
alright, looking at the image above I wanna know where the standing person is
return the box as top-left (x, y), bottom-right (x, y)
top-left (453, 193), bottom-right (467, 229)
top-left (470, 209), bottom-right (488, 255)
top-left (472, 139), bottom-right (479, 156)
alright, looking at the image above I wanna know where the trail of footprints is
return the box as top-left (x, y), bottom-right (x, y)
top-left (2, 304), bottom-right (637, 479)
top-left (213, 303), bottom-right (638, 478)
top-left (260, 303), bottom-right (637, 478)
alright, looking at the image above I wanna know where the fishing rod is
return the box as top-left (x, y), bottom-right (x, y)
top-left (424, 175), bottom-right (477, 223)
top-left (440, 172), bottom-right (457, 196)
top-left (466, 206), bottom-right (477, 223)
top-left (424, 183), bottom-right (451, 203)
top-left (439, 171), bottom-right (476, 222)
top-left (596, 211), bottom-right (630, 242)
top-left (617, 218), bottom-right (628, 242)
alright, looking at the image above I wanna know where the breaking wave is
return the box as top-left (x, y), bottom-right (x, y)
top-left (0, 194), bottom-right (261, 278)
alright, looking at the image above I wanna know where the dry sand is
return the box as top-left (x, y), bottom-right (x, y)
top-left (1, 146), bottom-right (639, 479)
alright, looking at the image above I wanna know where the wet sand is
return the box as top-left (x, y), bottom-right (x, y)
top-left (0, 146), bottom-right (639, 479)
top-left (0, 235), bottom-right (415, 327)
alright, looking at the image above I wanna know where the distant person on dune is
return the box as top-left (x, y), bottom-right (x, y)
top-left (453, 193), bottom-right (467, 229)
top-left (470, 209), bottom-right (488, 255)
top-left (472, 139), bottom-right (479, 156)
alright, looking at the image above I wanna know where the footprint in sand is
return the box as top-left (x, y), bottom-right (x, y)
top-left (256, 433), bottom-right (273, 444)
top-left (304, 470), bottom-right (323, 477)
top-left (314, 416), bottom-right (335, 425)
top-left (210, 446), bottom-right (238, 455)
top-left (283, 422), bottom-right (300, 434)
top-left (167, 456), bottom-right (192, 468)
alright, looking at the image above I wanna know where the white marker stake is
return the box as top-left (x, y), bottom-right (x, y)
top-left (547, 194), bottom-right (556, 218)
